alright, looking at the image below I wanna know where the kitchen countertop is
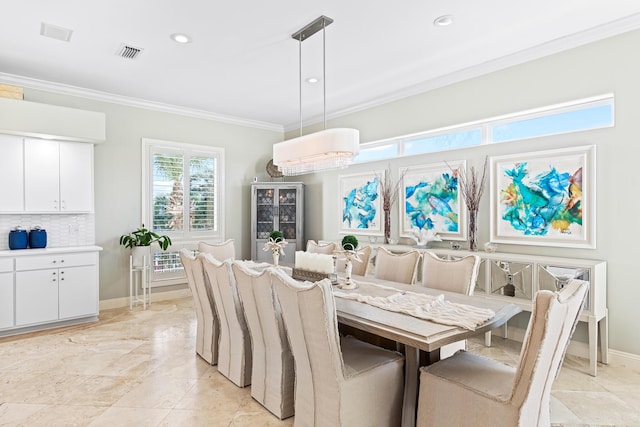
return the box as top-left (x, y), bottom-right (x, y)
top-left (0, 245), bottom-right (103, 257)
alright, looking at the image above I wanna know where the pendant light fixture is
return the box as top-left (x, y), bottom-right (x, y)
top-left (273, 15), bottom-right (360, 176)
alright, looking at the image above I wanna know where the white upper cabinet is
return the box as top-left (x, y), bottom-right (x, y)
top-left (24, 138), bottom-right (94, 213)
top-left (59, 141), bottom-right (93, 212)
top-left (0, 134), bottom-right (24, 212)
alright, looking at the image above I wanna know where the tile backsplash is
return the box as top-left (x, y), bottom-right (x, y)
top-left (0, 214), bottom-right (95, 250)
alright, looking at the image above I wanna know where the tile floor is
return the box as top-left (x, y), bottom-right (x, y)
top-left (1, 297), bottom-right (639, 426)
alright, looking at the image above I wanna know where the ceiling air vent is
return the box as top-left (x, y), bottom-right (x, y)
top-left (116, 44), bottom-right (143, 59)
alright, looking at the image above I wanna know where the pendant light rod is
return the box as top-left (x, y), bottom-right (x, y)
top-left (292, 15), bottom-right (334, 136)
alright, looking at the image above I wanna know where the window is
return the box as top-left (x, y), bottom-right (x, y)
top-left (354, 95), bottom-right (613, 165)
top-left (490, 100), bottom-right (613, 143)
top-left (143, 139), bottom-right (225, 285)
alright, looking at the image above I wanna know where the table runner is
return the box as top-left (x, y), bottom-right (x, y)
top-left (333, 280), bottom-right (495, 330)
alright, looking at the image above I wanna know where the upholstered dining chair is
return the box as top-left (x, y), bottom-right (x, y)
top-left (198, 239), bottom-right (235, 261)
top-left (201, 253), bottom-right (252, 387)
top-left (421, 251), bottom-right (481, 358)
top-left (232, 262), bottom-right (295, 419)
top-left (336, 245), bottom-right (373, 277)
top-left (271, 268), bottom-right (405, 427)
top-left (417, 279), bottom-right (589, 427)
top-left (421, 251), bottom-right (481, 294)
top-left (179, 249), bottom-right (219, 365)
top-left (306, 240), bottom-right (338, 255)
top-left (374, 247), bottom-right (421, 284)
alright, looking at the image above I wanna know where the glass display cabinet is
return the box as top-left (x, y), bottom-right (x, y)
top-left (250, 182), bottom-right (304, 265)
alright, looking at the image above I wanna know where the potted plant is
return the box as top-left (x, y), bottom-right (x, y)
top-left (339, 235), bottom-right (360, 289)
top-left (119, 224), bottom-right (172, 267)
top-left (263, 230), bottom-right (287, 267)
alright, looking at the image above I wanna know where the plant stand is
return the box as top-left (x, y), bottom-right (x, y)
top-left (129, 254), bottom-right (151, 310)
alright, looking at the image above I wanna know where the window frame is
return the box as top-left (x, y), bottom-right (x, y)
top-left (355, 94), bottom-right (613, 165)
top-left (142, 138), bottom-right (225, 286)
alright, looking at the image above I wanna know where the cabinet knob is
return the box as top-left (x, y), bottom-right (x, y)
top-left (52, 272), bottom-right (56, 275)
top-left (53, 260), bottom-right (57, 264)
top-left (60, 259), bottom-right (65, 263)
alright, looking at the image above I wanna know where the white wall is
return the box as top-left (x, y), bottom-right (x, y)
top-left (23, 89), bottom-right (280, 300)
top-left (296, 29), bottom-right (640, 356)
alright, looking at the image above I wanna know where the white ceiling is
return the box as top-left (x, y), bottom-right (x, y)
top-left (2, 1), bottom-right (640, 132)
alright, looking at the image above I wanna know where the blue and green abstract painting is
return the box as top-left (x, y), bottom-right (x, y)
top-left (342, 176), bottom-right (380, 229)
top-left (404, 171), bottom-right (460, 233)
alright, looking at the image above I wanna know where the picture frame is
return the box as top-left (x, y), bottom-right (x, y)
top-left (399, 161), bottom-right (467, 241)
top-left (490, 145), bottom-right (596, 248)
top-left (339, 170), bottom-right (384, 236)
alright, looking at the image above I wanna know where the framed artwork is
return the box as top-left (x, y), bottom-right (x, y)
top-left (490, 145), bottom-right (596, 248)
top-left (339, 170), bottom-right (384, 236)
top-left (400, 161), bottom-right (466, 241)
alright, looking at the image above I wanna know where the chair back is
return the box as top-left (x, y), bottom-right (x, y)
top-left (179, 248), bottom-right (218, 364)
top-left (201, 253), bottom-right (252, 387)
top-left (374, 247), bottom-right (420, 284)
top-left (198, 239), bottom-right (235, 261)
top-left (271, 268), bottom-right (345, 422)
top-left (421, 251), bottom-right (480, 295)
top-left (232, 262), bottom-right (294, 419)
top-left (512, 279), bottom-right (589, 422)
top-left (336, 245), bottom-right (372, 276)
top-left (307, 240), bottom-right (338, 255)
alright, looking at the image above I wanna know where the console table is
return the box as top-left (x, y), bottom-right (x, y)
top-left (363, 244), bottom-right (608, 376)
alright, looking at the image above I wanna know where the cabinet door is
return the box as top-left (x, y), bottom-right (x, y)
top-left (58, 265), bottom-right (98, 319)
top-left (0, 272), bottom-right (14, 329)
top-left (24, 138), bottom-right (60, 212)
top-left (15, 269), bottom-right (59, 326)
top-left (60, 142), bottom-right (94, 212)
top-left (0, 135), bottom-right (24, 212)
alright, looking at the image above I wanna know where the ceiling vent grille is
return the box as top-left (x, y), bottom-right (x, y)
top-left (116, 44), bottom-right (143, 59)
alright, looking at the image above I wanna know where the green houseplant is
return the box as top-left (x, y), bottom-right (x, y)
top-left (119, 224), bottom-right (172, 250)
top-left (341, 235), bottom-right (359, 251)
top-left (269, 230), bottom-right (284, 242)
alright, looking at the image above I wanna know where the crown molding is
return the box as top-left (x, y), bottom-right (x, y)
top-left (0, 72), bottom-right (284, 133)
top-left (284, 13), bottom-right (640, 132)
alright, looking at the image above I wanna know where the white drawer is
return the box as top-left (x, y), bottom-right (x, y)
top-left (0, 258), bottom-right (12, 273)
top-left (15, 252), bottom-right (97, 271)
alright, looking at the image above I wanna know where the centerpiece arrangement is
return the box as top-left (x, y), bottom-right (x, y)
top-left (263, 230), bottom-right (287, 267)
top-left (336, 235), bottom-right (363, 290)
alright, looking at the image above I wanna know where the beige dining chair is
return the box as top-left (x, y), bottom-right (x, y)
top-left (336, 245), bottom-right (372, 276)
top-left (201, 253), bottom-right (252, 387)
top-left (306, 240), bottom-right (338, 255)
top-left (375, 246), bottom-right (421, 284)
top-left (198, 239), bottom-right (235, 261)
top-left (179, 249), bottom-right (219, 365)
top-left (421, 251), bottom-right (481, 358)
top-left (421, 250), bottom-right (481, 294)
top-left (271, 268), bottom-right (405, 427)
top-left (232, 262), bottom-right (295, 419)
top-left (417, 279), bottom-right (589, 427)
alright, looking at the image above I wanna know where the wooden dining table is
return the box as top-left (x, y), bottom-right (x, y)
top-left (332, 275), bottom-right (522, 427)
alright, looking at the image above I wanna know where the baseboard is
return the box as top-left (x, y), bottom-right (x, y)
top-left (99, 289), bottom-right (192, 310)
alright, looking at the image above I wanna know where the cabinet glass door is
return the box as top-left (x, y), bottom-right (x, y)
top-left (278, 188), bottom-right (297, 240)
top-left (256, 188), bottom-right (275, 239)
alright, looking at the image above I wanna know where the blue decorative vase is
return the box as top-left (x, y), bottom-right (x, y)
top-left (29, 227), bottom-right (47, 249)
top-left (9, 228), bottom-right (28, 250)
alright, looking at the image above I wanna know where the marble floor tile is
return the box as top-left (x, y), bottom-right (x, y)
top-left (0, 297), bottom-right (638, 427)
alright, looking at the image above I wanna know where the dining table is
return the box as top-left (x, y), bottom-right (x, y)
top-left (332, 275), bottom-right (522, 427)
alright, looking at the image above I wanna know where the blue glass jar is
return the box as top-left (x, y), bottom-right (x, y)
top-left (29, 227), bottom-right (47, 249)
top-left (9, 227), bottom-right (28, 250)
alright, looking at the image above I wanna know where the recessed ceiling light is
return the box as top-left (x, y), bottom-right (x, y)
top-left (306, 77), bottom-right (319, 84)
top-left (433, 15), bottom-right (454, 27)
top-left (170, 33), bottom-right (192, 44)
